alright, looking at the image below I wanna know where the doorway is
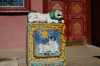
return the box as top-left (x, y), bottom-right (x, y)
top-left (91, 0), bottom-right (100, 47)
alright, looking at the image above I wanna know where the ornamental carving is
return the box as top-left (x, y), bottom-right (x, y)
top-left (53, 4), bottom-right (62, 10)
top-left (74, 23), bottom-right (81, 34)
top-left (73, 4), bottom-right (81, 13)
top-left (65, 14), bottom-right (67, 20)
top-left (48, 0), bottom-right (51, 1)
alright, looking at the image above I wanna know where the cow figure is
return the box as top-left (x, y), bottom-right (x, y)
top-left (36, 36), bottom-right (60, 55)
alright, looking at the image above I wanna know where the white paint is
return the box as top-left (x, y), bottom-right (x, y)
top-left (36, 38), bottom-right (59, 54)
top-left (28, 10), bottom-right (64, 23)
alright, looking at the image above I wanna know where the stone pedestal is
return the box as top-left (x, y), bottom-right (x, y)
top-left (26, 23), bottom-right (67, 66)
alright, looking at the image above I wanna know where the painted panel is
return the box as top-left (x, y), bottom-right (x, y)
top-left (26, 23), bottom-right (66, 66)
top-left (51, 1), bottom-right (64, 13)
top-left (71, 2), bottom-right (83, 16)
top-left (68, 0), bottom-right (87, 40)
top-left (33, 29), bottom-right (61, 58)
top-left (71, 19), bottom-right (83, 38)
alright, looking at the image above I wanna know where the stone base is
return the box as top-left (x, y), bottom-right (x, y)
top-left (0, 57), bottom-right (18, 66)
top-left (26, 23), bottom-right (66, 66)
top-left (66, 40), bottom-right (86, 46)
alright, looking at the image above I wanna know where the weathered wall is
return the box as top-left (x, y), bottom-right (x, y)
top-left (0, 0), bottom-right (43, 49)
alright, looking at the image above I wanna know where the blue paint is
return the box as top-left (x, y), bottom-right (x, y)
top-left (35, 30), bottom-right (60, 46)
top-left (28, 61), bottom-right (66, 66)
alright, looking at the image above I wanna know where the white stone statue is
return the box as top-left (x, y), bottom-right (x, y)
top-left (36, 36), bottom-right (60, 55)
top-left (27, 9), bottom-right (64, 23)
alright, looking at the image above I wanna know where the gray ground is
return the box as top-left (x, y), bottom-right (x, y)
top-left (0, 45), bottom-right (100, 66)
top-left (66, 45), bottom-right (100, 66)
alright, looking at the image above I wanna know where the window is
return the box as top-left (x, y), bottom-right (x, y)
top-left (0, 0), bottom-right (24, 7)
top-left (0, 0), bottom-right (30, 13)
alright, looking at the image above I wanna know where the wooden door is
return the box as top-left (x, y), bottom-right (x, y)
top-left (43, 0), bottom-right (88, 45)
top-left (67, 0), bottom-right (86, 40)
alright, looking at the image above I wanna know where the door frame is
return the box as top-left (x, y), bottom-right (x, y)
top-left (86, 0), bottom-right (91, 45)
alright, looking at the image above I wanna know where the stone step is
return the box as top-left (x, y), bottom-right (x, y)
top-left (18, 63), bottom-right (27, 66)
top-left (0, 57), bottom-right (18, 66)
top-left (0, 54), bottom-right (5, 58)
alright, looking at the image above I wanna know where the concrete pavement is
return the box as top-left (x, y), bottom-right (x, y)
top-left (66, 45), bottom-right (100, 66)
top-left (0, 45), bottom-right (100, 66)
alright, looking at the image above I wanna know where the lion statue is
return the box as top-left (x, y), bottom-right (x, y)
top-left (27, 9), bottom-right (64, 23)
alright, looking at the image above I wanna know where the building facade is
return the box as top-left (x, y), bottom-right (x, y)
top-left (0, 0), bottom-right (91, 49)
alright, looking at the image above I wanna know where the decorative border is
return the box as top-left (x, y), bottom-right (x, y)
top-left (28, 61), bottom-right (67, 66)
top-left (27, 23), bottom-right (66, 66)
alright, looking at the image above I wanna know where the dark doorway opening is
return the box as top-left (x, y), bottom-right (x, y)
top-left (91, 0), bottom-right (100, 47)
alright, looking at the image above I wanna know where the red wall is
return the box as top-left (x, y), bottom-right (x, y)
top-left (31, 0), bottom-right (43, 13)
top-left (0, 16), bottom-right (27, 49)
top-left (0, 0), bottom-right (43, 49)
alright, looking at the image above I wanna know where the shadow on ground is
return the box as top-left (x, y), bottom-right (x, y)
top-left (93, 56), bottom-right (100, 59)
